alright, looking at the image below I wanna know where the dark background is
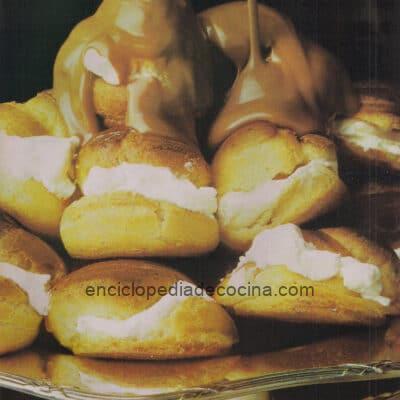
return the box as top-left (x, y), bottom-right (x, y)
top-left (0, 0), bottom-right (399, 103)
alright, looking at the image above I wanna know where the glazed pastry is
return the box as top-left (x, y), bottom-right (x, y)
top-left (48, 354), bottom-right (238, 395)
top-left (215, 224), bottom-right (400, 325)
top-left (54, 0), bottom-right (212, 144)
top-left (212, 122), bottom-right (346, 251)
top-left (200, 1), bottom-right (358, 149)
top-left (46, 260), bottom-right (238, 360)
top-left (60, 129), bottom-right (219, 259)
top-left (333, 82), bottom-right (400, 172)
top-left (0, 214), bottom-right (66, 355)
top-left (0, 92), bottom-right (80, 237)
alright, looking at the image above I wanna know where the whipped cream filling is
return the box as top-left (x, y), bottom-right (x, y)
top-left (82, 162), bottom-right (218, 217)
top-left (395, 248), bottom-right (400, 259)
top-left (0, 132), bottom-right (79, 199)
top-left (76, 281), bottom-right (214, 339)
top-left (218, 159), bottom-right (338, 227)
top-left (0, 262), bottom-right (51, 315)
top-left (84, 49), bottom-right (120, 86)
top-left (336, 118), bottom-right (400, 155)
top-left (229, 224), bottom-right (390, 306)
top-left (79, 372), bottom-right (171, 395)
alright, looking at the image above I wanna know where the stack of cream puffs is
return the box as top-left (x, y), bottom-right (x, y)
top-left (0, 0), bottom-right (400, 368)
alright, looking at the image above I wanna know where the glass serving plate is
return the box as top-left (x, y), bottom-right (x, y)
top-left (1, 321), bottom-right (400, 400)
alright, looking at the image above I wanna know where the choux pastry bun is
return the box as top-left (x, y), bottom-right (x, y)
top-left (0, 92), bottom-right (80, 237)
top-left (215, 224), bottom-right (400, 326)
top-left (333, 81), bottom-right (400, 172)
top-left (0, 214), bottom-right (66, 355)
top-left (48, 353), bottom-right (239, 395)
top-left (60, 129), bottom-right (219, 259)
top-left (53, 0), bottom-right (212, 144)
top-left (212, 122), bottom-right (347, 251)
top-left (46, 260), bottom-right (238, 360)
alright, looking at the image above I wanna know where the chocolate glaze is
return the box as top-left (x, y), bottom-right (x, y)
top-left (200, 1), bottom-right (360, 148)
top-left (53, 0), bottom-right (212, 144)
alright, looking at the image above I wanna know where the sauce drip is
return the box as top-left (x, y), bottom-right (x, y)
top-left (53, 0), bottom-right (213, 144)
top-left (200, 1), bottom-right (360, 148)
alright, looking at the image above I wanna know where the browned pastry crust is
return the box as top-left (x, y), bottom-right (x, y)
top-left (215, 226), bottom-right (400, 326)
top-left (0, 91), bottom-right (69, 137)
top-left (46, 260), bottom-right (238, 360)
top-left (76, 129), bottom-right (211, 188)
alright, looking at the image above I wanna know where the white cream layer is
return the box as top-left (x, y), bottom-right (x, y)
top-left (0, 132), bottom-right (79, 199)
top-left (395, 248), bottom-right (400, 259)
top-left (79, 372), bottom-right (171, 395)
top-left (0, 262), bottom-right (51, 315)
top-left (336, 118), bottom-right (400, 155)
top-left (229, 224), bottom-right (390, 306)
top-left (76, 281), bottom-right (213, 339)
top-left (82, 162), bottom-right (218, 217)
top-left (218, 159), bottom-right (337, 227)
top-left (84, 49), bottom-right (120, 86)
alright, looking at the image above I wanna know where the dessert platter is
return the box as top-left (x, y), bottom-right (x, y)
top-left (1, 0), bottom-right (400, 398)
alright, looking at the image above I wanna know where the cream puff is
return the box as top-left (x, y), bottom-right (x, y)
top-left (333, 82), bottom-right (400, 172)
top-left (53, 0), bottom-right (213, 144)
top-left (0, 214), bottom-right (66, 355)
top-left (60, 129), bottom-right (219, 259)
top-left (212, 122), bottom-right (347, 252)
top-left (0, 92), bottom-right (80, 238)
top-left (46, 260), bottom-right (238, 360)
top-left (48, 354), bottom-right (239, 395)
top-left (215, 224), bottom-right (400, 326)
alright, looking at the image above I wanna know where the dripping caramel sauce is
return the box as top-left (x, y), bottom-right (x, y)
top-left (200, 1), bottom-right (360, 148)
top-left (54, 0), bottom-right (359, 149)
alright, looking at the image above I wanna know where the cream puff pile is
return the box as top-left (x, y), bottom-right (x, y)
top-left (0, 214), bottom-right (65, 355)
top-left (215, 224), bottom-right (400, 325)
top-left (46, 260), bottom-right (238, 359)
top-left (60, 129), bottom-right (219, 259)
top-left (0, 92), bottom-right (80, 237)
top-left (212, 122), bottom-right (346, 251)
top-left (1, 0), bottom-right (400, 370)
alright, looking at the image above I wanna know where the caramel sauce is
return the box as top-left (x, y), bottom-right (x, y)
top-left (200, 1), bottom-right (360, 148)
top-left (53, 0), bottom-right (212, 144)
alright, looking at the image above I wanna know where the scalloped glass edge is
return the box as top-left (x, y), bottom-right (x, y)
top-left (1, 361), bottom-right (400, 400)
